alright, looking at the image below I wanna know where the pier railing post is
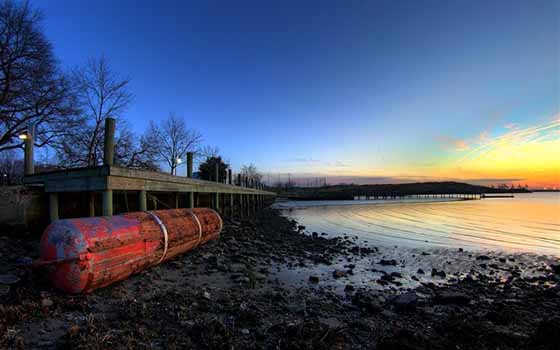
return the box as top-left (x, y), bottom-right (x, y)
top-left (23, 122), bottom-right (34, 175)
top-left (102, 118), bottom-right (115, 216)
top-left (186, 152), bottom-right (194, 208)
top-left (103, 117), bottom-right (116, 166)
top-left (214, 163), bottom-right (220, 211)
top-left (187, 152), bottom-right (193, 178)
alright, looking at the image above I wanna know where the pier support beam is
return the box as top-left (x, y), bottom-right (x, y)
top-left (139, 190), bottom-right (147, 211)
top-left (49, 193), bottom-right (59, 222)
top-left (89, 192), bottom-right (95, 217)
top-left (103, 190), bottom-right (113, 216)
top-left (188, 192), bottom-right (194, 209)
top-left (214, 193), bottom-right (220, 212)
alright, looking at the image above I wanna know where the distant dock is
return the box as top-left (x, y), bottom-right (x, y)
top-left (481, 194), bottom-right (515, 198)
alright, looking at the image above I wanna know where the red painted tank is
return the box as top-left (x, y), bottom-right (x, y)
top-left (39, 208), bottom-right (222, 293)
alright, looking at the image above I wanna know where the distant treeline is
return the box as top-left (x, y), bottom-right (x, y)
top-left (278, 181), bottom-right (531, 200)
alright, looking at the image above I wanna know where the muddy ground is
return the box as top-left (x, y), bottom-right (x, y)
top-left (0, 209), bottom-right (559, 349)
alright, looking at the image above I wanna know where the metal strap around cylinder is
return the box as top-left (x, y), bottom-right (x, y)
top-left (146, 211), bottom-right (169, 264)
top-left (187, 210), bottom-right (203, 248)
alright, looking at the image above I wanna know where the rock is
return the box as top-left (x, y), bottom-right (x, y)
top-left (380, 274), bottom-right (394, 282)
top-left (0, 285), bottom-right (9, 296)
top-left (202, 291), bottom-right (211, 300)
top-left (308, 275), bottom-right (320, 283)
top-left (352, 292), bottom-right (382, 313)
top-left (435, 291), bottom-right (470, 305)
top-left (499, 257), bottom-right (507, 263)
top-left (421, 252), bottom-right (431, 256)
top-left (41, 298), bottom-right (53, 308)
top-left (0, 273), bottom-right (19, 285)
top-left (431, 268), bottom-right (446, 278)
top-left (476, 255), bottom-right (491, 261)
top-left (528, 317), bottom-right (560, 349)
top-left (393, 292), bottom-right (419, 310)
top-left (241, 328), bottom-right (250, 335)
top-left (458, 248), bottom-right (463, 252)
top-left (332, 270), bottom-right (347, 278)
top-left (379, 259), bottom-right (397, 266)
top-left (390, 272), bottom-right (403, 278)
top-left (344, 284), bottom-right (355, 292)
top-left (551, 264), bottom-right (560, 274)
top-left (417, 268), bottom-right (425, 274)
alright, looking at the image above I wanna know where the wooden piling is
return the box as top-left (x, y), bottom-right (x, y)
top-left (49, 193), bottom-right (59, 222)
top-left (23, 123), bottom-right (34, 175)
top-left (139, 190), bottom-right (147, 211)
top-left (103, 117), bottom-right (116, 166)
top-left (103, 190), bottom-right (113, 216)
top-left (89, 192), bottom-right (95, 217)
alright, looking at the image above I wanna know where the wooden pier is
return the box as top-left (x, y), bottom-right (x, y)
top-left (22, 118), bottom-right (276, 222)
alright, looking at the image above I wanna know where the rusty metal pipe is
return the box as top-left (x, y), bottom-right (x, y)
top-left (39, 208), bottom-right (222, 293)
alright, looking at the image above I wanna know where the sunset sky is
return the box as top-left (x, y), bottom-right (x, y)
top-left (40, 0), bottom-right (559, 188)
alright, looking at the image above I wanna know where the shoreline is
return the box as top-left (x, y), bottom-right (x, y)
top-left (0, 209), bottom-right (558, 349)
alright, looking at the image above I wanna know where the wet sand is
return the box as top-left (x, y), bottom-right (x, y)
top-left (0, 209), bottom-right (559, 349)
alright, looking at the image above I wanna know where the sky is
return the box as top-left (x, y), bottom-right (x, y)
top-left (38, 0), bottom-right (559, 188)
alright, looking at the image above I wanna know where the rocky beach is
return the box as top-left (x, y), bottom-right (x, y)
top-left (0, 208), bottom-right (559, 349)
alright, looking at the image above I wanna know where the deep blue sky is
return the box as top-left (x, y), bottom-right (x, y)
top-left (38, 0), bottom-right (558, 183)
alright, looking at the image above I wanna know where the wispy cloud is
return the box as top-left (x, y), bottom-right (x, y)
top-left (458, 117), bottom-right (560, 162)
top-left (435, 136), bottom-right (470, 152)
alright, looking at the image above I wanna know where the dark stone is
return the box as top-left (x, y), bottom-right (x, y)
top-left (393, 292), bottom-right (419, 311)
top-left (352, 292), bottom-right (382, 313)
top-left (417, 268), bottom-right (425, 275)
top-left (308, 275), bottom-right (320, 284)
top-left (435, 291), bottom-right (471, 305)
top-left (379, 259), bottom-right (397, 266)
top-left (476, 255), bottom-right (491, 261)
top-left (528, 317), bottom-right (560, 350)
top-left (344, 284), bottom-right (355, 292)
top-left (0, 273), bottom-right (20, 285)
top-left (390, 272), bottom-right (403, 278)
top-left (431, 268), bottom-right (446, 278)
top-left (333, 270), bottom-right (347, 278)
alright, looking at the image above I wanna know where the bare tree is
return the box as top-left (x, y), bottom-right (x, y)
top-left (114, 121), bottom-right (159, 170)
top-left (197, 145), bottom-right (220, 159)
top-left (53, 56), bottom-right (135, 167)
top-left (145, 113), bottom-right (202, 174)
top-left (0, 149), bottom-right (23, 185)
top-left (240, 163), bottom-right (263, 183)
top-left (0, 0), bottom-right (79, 153)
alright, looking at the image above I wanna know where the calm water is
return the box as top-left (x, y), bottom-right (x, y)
top-left (277, 192), bottom-right (560, 257)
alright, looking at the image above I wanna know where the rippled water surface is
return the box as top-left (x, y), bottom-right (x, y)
top-left (279, 193), bottom-right (560, 256)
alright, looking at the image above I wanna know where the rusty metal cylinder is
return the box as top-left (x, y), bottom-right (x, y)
top-left (39, 208), bottom-right (222, 293)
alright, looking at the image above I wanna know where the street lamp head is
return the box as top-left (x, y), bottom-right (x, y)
top-left (176, 157), bottom-right (182, 164)
top-left (18, 133), bottom-right (28, 140)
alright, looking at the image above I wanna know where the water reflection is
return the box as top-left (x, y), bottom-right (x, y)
top-left (280, 193), bottom-right (560, 256)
